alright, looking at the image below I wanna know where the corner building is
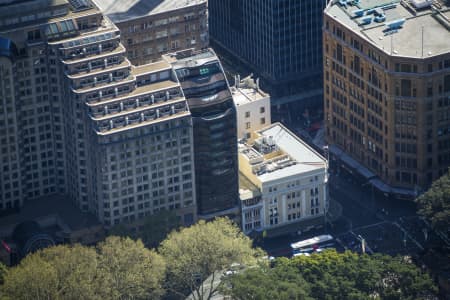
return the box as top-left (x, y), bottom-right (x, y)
top-left (0, 0), bottom-right (197, 226)
top-left (324, 0), bottom-right (450, 196)
top-left (164, 49), bottom-right (240, 218)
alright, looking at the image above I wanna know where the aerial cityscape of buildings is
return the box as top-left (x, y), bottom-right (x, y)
top-left (0, 0), bottom-right (449, 283)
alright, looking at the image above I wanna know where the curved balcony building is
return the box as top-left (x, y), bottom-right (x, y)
top-left (165, 49), bottom-right (239, 218)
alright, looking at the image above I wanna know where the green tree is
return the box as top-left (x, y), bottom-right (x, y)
top-left (284, 250), bottom-right (436, 300)
top-left (97, 236), bottom-right (166, 300)
top-left (159, 218), bottom-right (265, 300)
top-left (416, 172), bottom-right (450, 233)
top-left (0, 262), bottom-right (7, 285)
top-left (1, 244), bottom-right (106, 300)
top-left (222, 264), bottom-right (312, 300)
top-left (140, 210), bottom-right (181, 248)
top-left (223, 250), bottom-right (437, 300)
top-left (36, 244), bottom-right (106, 300)
top-left (2, 254), bottom-right (59, 300)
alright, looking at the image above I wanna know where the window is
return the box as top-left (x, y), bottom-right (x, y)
top-left (260, 107), bottom-right (265, 113)
top-left (260, 118), bottom-right (266, 125)
top-left (245, 111), bottom-right (250, 118)
top-left (27, 29), bottom-right (41, 41)
top-left (245, 122), bottom-right (251, 129)
top-left (400, 79), bottom-right (411, 97)
top-left (444, 75), bottom-right (450, 93)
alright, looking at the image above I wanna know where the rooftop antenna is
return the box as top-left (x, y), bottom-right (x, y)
top-left (390, 34), bottom-right (393, 55)
top-left (421, 26), bottom-right (424, 58)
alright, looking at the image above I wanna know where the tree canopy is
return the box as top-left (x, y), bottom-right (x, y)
top-left (222, 250), bottom-right (437, 300)
top-left (416, 172), bottom-right (450, 233)
top-left (1, 238), bottom-right (165, 300)
top-left (159, 217), bottom-right (265, 300)
top-left (0, 218), bottom-right (438, 300)
top-left (97, 236), bottom-right (165, 300)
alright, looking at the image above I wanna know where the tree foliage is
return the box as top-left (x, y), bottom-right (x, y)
top-left (1, 239), bottom-right (165, 300)
top-left (140, 210), bottom-right (181, 248)
top-left (97, 236), bottom-right (166, 300)
top-left (222, 250), bottom-right (437, 300)
top-left (416, 172), bottom-right (450, 233)
top-left (159, 218), bottom-right (265, 300)
top-left (36, 244), bottom-right (106, 300)
top-left (2, 253), bottom-right (59, 300)
top-left (0, 262), bottom-right (6, 285)
top-left (222, 264), bottom-right (312, 300)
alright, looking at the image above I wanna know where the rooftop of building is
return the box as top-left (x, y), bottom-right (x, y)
top-left (325, 0), bottom-right (450, 58)
top-left (163, 48), bottom-right (219, 69)
top-left (131, 60), bottom-right (172, 76)
top-left (239, 123), bottom-right (327, 183)
top-left (232, 76), bottom-right (269, 106)
top-left (92, 0), bottom-right (206, 24)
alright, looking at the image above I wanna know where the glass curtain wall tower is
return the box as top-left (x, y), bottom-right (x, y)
top-left (209, 0), bottom-right (326, 110)
top-left (164, 49), bottom-right (239, 218)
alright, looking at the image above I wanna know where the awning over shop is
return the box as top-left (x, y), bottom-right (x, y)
top-left (329, 145), bottom-right (375, 180)
top-left (330, 144), bottom-right (416, 197)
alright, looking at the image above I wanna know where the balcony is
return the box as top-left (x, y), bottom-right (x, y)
top-left (61, 44), bottom-right (126, 65)
top-left (127, 114), bottom-right (141, 125)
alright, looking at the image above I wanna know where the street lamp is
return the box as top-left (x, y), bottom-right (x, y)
top-left (357, 234), bottom-right (366, 254)
top-left (323, 145), bottom-right (330, 234)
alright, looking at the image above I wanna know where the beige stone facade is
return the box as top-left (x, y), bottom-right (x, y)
top-left (94, 0), bottom-right (208, 65)
top-left (323, 0), bottom-right (450, 196)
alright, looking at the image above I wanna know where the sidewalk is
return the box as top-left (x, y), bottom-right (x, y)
top-left (327, 196), bottom-right (343, 223)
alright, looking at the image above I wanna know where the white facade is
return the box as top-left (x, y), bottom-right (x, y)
top-left (239, 123), bottom-right (328, 234)
top-left (232, 76), bottom-right (271, 140)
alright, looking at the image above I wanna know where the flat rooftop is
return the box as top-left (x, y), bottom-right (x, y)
top-left (325, 0), bottom-right (450, 58)
top-left (132, 60), bottom-right (171, 76)
top-left (240, 123), bottom-right (327, 183)
top-left (163, 48), bottom-right (219, 69)
top-left (232, 78), bottom-right (269, 106)
top-left (92, 0), bottom-right (206, 23)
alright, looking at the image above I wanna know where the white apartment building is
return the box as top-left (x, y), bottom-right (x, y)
top-left (239, 123), bottom-right (328, 235)
top-left (232, 76), bottom-right (271, 140)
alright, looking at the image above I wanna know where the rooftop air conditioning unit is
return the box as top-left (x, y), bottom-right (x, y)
top-left (411, 0), bottom-right (433, 9)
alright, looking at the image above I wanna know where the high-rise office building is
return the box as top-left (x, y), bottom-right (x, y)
top-left (164, 49), bottom-right (240, 218)
top-left (324, 0), bottom-right (450, 197)
top-left (93, 0), bottom-right (208, 66)
top-left (209, 0), bottom-right (326, 110)
top-left (0, 0), bottom-right (197, 226)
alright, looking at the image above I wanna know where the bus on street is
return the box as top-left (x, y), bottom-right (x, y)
top-left (291, 234), bottom-right (334, 256)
